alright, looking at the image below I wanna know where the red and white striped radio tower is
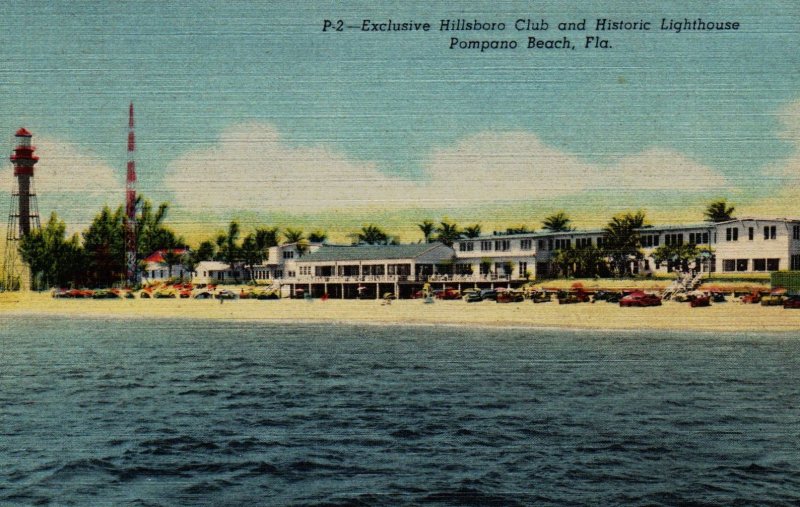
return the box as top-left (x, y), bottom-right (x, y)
top-left (3, 128), bottom-right (41, 290)
top-left (125, 102), bottom-right (138, 286)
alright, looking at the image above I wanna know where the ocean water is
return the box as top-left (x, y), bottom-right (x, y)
top-left (1, 317), bottom-right (798, 506)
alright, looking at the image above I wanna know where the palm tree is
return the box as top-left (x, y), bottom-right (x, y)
top-left (284, 228), bottom-right (309, 256)
top-left (463, 224), bottom-right (482, 238)
top-left (435, 220), bottom-right (461, 246)
top-left (418, 219), bottom-right (435, 243)
top-left (284, 228), bottom-right (304, 244)
top-left (255, 227), bottom-right (280, 261)
top-left (602, 211), bottom-right (646, 277)
top-left (704, 199), bottom-right (735, 222)
top-left (240, 233), bottom-right (262, 281)
top-left (357, 224), bottom-right (390, 245)
top-left (308, 230), bottom-right (328, 243)
top-left (542, 211), bottom-right (574, 232)
top-left (161, 249), bottom-right (183, 279)
top-left (221, 220), bottom-right (240, 270)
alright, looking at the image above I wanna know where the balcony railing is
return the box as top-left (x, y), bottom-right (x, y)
top-left (283, 273), bottom-right (515, 283)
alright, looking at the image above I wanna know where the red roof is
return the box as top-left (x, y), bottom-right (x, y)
top-left (15, 128), bottom-right (32, 137)
top-left (144, 248), bottom-right (188, 264)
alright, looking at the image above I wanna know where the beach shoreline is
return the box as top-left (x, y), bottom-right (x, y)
top-left (2, 292), bottom-right (798, 334)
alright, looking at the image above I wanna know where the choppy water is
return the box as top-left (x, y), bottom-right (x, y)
top-left (1, 317), bottom-right (799, 505)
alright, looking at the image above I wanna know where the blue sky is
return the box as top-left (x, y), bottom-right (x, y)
top-left (0, 0), bottom-right (798, 242)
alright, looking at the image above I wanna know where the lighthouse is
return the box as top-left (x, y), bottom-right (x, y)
top-left (2, 128), bottom-right (41, 290)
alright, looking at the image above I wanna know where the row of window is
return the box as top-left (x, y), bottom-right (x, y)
top-left (722, 258), bottom-right (780, 272)
top-left (726, 226), bottom-right (778, 242)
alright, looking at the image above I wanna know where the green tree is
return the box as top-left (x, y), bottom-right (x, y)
top-left (435, 220), bottom-right (461, 246)
top-left (19, 212), bottom-right (84, 289)
top-left (542, 211), bottom-right (574, 232)
top-left (704, 199), bottom-right (735, 222)
top-left (221, 220), bottom-right (240, 270)
top-left (181, 251), bottom-right (197, 279)
top-left (463, 224), bottom-right (482, 238)
top-left (161, 249), bottom-right (184, 279)
top-left (136, 198), bottom-right (184, 255)
top-left (240, 233), bottom-right (262, 281)
top-left (602, 211), bottom-right (647, 277)
top-left (356, 224), bottom-right (390, 245)
top-left (418, 219), bottom-right (435, 243)
top-left (284, 228), bottom-right (309, 256)
top-left (83, 205), bottom-right (125, 287)
top-left (651, 243), bottom-right (707, 272)
top-left (308, 230), bottom-right (328, 243)
top-left (283, 228), bottom-right (304, 244)
top-left (194, 240), bottom-right (216, 262)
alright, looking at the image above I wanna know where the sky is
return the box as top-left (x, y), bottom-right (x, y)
top-left (0, 0), bottom-right (798, 244)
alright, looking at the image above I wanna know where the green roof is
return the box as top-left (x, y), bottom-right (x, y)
top-left (299, 243), bottom-right (451, 263)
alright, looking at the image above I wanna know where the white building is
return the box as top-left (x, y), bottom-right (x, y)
top-left (142, 248), bottom-right (190, 283)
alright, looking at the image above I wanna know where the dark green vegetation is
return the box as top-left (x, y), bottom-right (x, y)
top-left (14, 200), bottom-right (734, 289)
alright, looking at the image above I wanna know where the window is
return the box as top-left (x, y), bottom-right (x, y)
top-left (767, 258), bottom-right (780, 271)
top-left (480, 240), bottom-right (492, 251)
top-left (665, 233), bottom-right (683, 246)
top-left (726, 228), bottom-right (738, 241)
top-left (736, 259), bottom-right (748, 272)
top-left (458, 241), bottom-right (474, 252)
top-left (577, 237), bottom-right (591, 248)
top-left (764, 226), bottom-right (777, 240)
top-left (518, 261), bottom-right (528, 277)
top-left (748, 227), bottom-right (754, 241)
top-left (753, 259), bottom-right (766, 271)
top-left (283, 250), bottom-right (294, 259)
top-left (688, 233), bottom-right (695, 245)
top-left (538, 240), bottom-right (545, 250)
top-left (520, 239), bottom-right (532, 250)
top-left (792, 254), bottom-right (800, 270)
top-left (554, 238), bottom-right (571, 250)
top-left (722, 259), bottom-right (735, 272)
top-left (794, 226), bottom-right (800, 240)
top-left (596, 237), bottom-right (605, 248)
top-left (494, 239), bottom-right (510, 251)
top-left (702, 233), bottom-right (709, 244)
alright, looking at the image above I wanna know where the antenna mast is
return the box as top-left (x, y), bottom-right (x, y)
top-left (125, 102), bottom-right (137, 286)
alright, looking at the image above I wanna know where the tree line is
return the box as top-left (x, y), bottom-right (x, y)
top-left (16, 197), bottom-right (736, 288)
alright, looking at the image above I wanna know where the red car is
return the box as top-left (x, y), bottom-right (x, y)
top-left (619, 291), bottom-right (662, 307)
top-left (740, 291), bottom-right (762, 304)
top-left (783, 295), bottom-right (800, 309)
top-left (690, 295), bottom-right (711, 307)
top-left (435, 287), bottom-right (461, 300)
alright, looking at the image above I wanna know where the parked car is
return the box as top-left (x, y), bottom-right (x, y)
top-left (619, 291), bottom-right (662, 307)
top-left (710, 292), bottom-right (727, 303)
top-left (690, 294), bottom-right (711, 307)
top-left (530, 291), bottom-right (552, 303)
top-left (462, 289), bottom-right (483, 303)
top-left (592, 290), bottom-right (621, 303)
top-left (435, 287), bottom-right (461, 300)
top-left (496, 290), bottom-right (524, 303)
top-left (558, 290), bottom-right (591, 304)
top-left (761, 290), bottom-right (787, 306)
top-left (479, 289), bottom-right (498, 301)
top-left (740, 291), bottom-right (762, 304)
top-left (783, 295), bottom-right (800, 309)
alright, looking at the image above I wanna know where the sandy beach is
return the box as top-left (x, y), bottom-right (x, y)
top-left (1, 291), bottom-right (798, 333)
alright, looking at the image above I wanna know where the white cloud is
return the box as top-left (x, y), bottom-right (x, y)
top-left (164, 123), bottom-right (730, 214)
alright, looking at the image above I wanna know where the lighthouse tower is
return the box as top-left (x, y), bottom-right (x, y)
top-left (2, 128), bottom-right (41, 290)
